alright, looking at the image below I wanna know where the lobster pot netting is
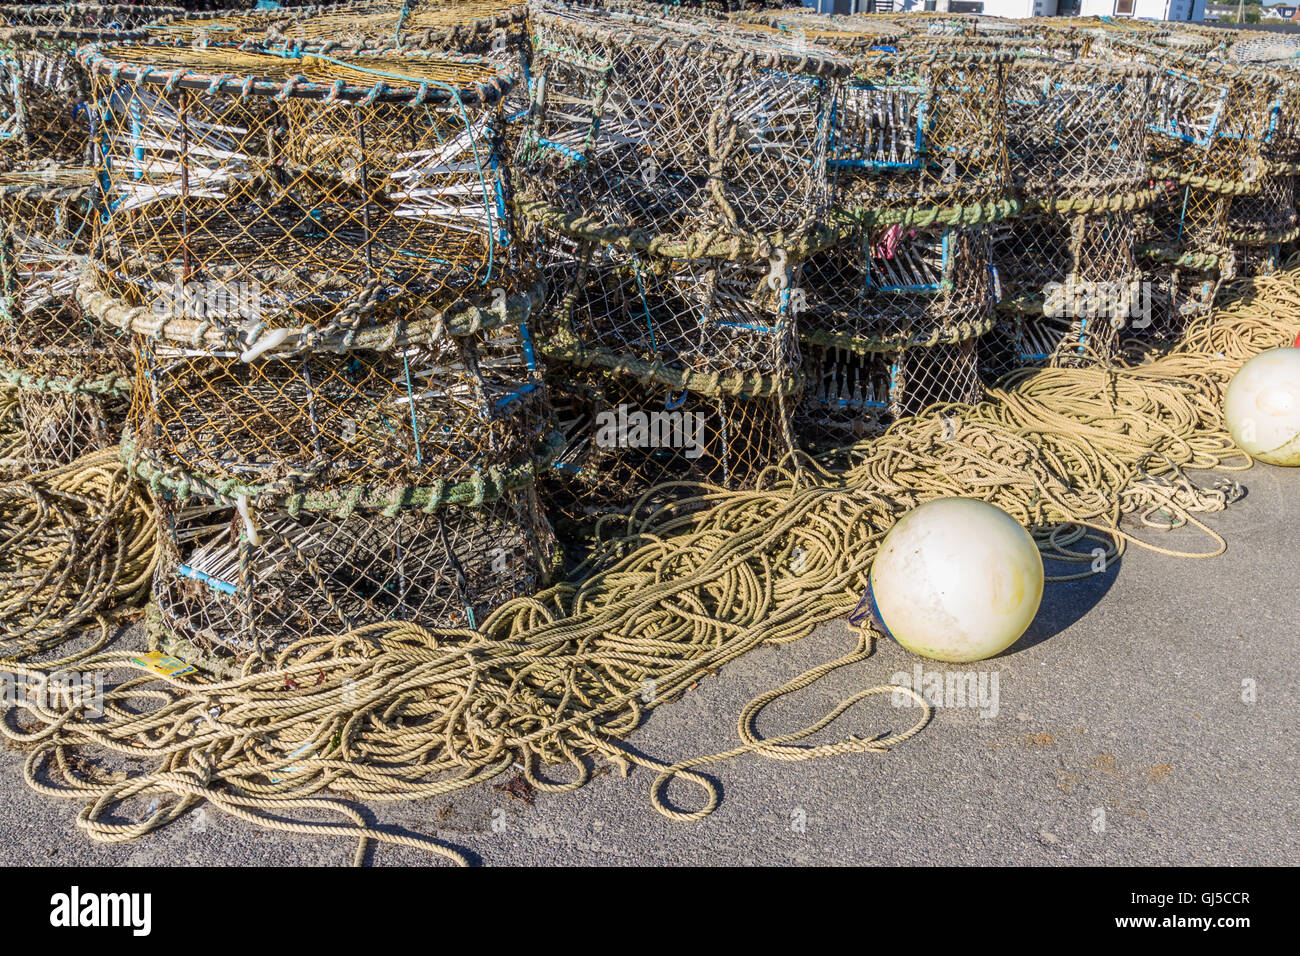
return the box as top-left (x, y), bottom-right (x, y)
top-left (796, 339), bottom-right (982, 449)
top-left (795, 223), bottom-right (993, 351)
top-left (16, 388), bottom-right (127, 463)
top-left (85, 46), bottom-right (519, 336)
top-left (1105, 40), bottom-right (1278, 187)
top-left (125, 318), bottom-right (549, 495)
top-left (269, 2), bottom-right (527, 53)
top-left (0, 7), bottom-right (180, 169)
top-left (1, 3), bottom-right (178, 26)
top-left (0, 172), bottom-right (131, 461)
top-left (267, 2), bottom-right (534, 156)
top-left (991, 210), bottom-right (1141, 366)
top-left (537, 235), bottom-right (799, 380)
top-left (1133, 266), bottom-right (1219, 342)
top-left (519, 5), bottom-right (848, 253)
top-left (1227, 174), bottom-right (1298, 243)
top-left (1239, 245), bottom-right (1285, 278)
top-left (548, 368), bottom-right (798, 502)
top-left (1005, 59), bottom-right (1152, 200)
top-left (1147, 184), bottom-right (1232, 263)
top-left (830, 50), bottom-right (1010, 212)
top-left (152, 488), bottom-right (557, 662)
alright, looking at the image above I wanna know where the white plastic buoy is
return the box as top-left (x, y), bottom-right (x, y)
top-left (1224, 347), bottom-right (1300, 466)
top-left (853, 498), bottom-right (1043, 663)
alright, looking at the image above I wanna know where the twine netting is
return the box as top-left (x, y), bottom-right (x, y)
top-left (547, 366), bottom-right (797, 497)
top-left (83, 44), bottom-right (519, 334)
top-left (537, 236), bottom-right (799, 381)
top-left (0, 6), bottom-right (182, 170)
top-left (1005, 58), bottom-right (1152, 200)
top-left (152, 485), bottom-right (557, 661)
top-left (1101, 38), bottom-right (1278, 188)
top-left (992, 209), bottom-right (1142, 366)
top-left (518, 3), bottom-right (849, 256)
top-left (1228, 172), bottom-right (1298, 243)
top-left (796, 337), bottom-right (982, 449)
top-left (830, 47), bottom-right (1011, 212)
top-left (797, 222), bottom-right (993, 352)
top-left (118, 317), bottom-right (550, 495)
top-left (0, 169), bottom-right (131, 463)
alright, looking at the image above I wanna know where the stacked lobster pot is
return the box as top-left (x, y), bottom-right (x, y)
top-left (516, 3), bottom-right (846, 508)
top-left (0, 6), bottom-right (181, 465)
top-left (75, 43), bottom-right (557, 666)
top-left (1101, 37), bottom-right (1279, 340)
top-left (786, 32), bottom-right (1011, 448)
top-left (989, 54), bottom-right (1156, 370)
top-left (1223, 64), bottom-right (1300, 278)
top-left (266, 1), bottom-right (533, 154)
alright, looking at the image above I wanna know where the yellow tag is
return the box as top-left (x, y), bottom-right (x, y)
top-left (131, 652), bottom-right (197, 678)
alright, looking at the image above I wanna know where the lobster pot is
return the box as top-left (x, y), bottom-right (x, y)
top-left (1227, 33), bottom-right (1300, 64)
top-left (797, 224), bottom-right (993, 349)
top-left (796, 339), bottom-right (982, 447)
top-left (0, 6), bottom-right (177, 169)
top-left (1005, 59), bottom-right (1153, 200)
top-left (268, 2), bottom-right (527, 52)
top-left (830, 49), bottom-right (1010, 211)
top-left (1239, 245), bottom-right (1283, 279)
top-left (1228, 174), bottom-right (1298, 242)
top-left (84, 45), bottom-right (518, 333)
top-left (991, 210), bottom-right (1141, 365)
top-left (519, 4), bottom-right (849, 250)
top-left (1105, 39), bottom-right (1276, 187)
top-left (548, 367), bottom-right (798, 499)
top-left (539, 237), bottom-right (799, 379)
top-left (0, 171), bottom-right (130, 461)
top-left (1148, 185), bottom-right (1232, 262)
top-left (16, 388), bottom-right (127, 462)
top-left (1137, 265), bottom-right (1219, 341)
top-left (151, 489), bottom-right (557, 662)
top-left (269, 2), bottom-right (534, 160)
top-left (125, 317), bottom-right (549, 494)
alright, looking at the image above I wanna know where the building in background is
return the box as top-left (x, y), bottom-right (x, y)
top-left (1075, 0), bottom-right (1205, 18)
top-left (862, 0), bottom-right (1060, 14)
top-left (1262, 3), bottom-right (1298, 19)
top-left (809, 0), bottom-right (1208, 16)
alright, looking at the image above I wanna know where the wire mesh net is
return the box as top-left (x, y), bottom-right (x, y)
top-left (536, 234), bottom-right (799, 381)
top-left (546, 366), bottom-right (797, 501)
top-left (0, 6), bottom-right (179, 170)
top-left (152, 486), bottom-right (557, 662)
top-left (518, 3), bottom-right (849, 255)
top-left (1005, 58), bottom-right (1152, 200)
top-left (84, 44), bottom-right (519, 335)
top-left (0, 169), bottom-right (131, 462)
top-left (829, 48), bottom-right (1011, 212)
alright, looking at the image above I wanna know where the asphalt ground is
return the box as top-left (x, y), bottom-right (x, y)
top-left (0, 464), bottom-right (1296, 867)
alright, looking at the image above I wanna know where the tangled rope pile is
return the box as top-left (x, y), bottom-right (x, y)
top-left (0, 449), bottom-right (156, 662)
top-left (1, 267), bottom-right (1298, 866)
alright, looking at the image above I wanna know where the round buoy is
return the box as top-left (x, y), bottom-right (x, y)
top-left (1224, 347), bottom-right (1300, 467)
top-left (856, 498), bottom-right (1043, 663)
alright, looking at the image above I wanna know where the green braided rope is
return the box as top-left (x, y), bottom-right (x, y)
top-left (538, 333), bottom-right (805, 399)
top-left (121, 429), bottom-right (566, 519)
top-left (798, 311), bottom-right (999, 355)
top-left (0, 361), bottom-right (130, 398)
